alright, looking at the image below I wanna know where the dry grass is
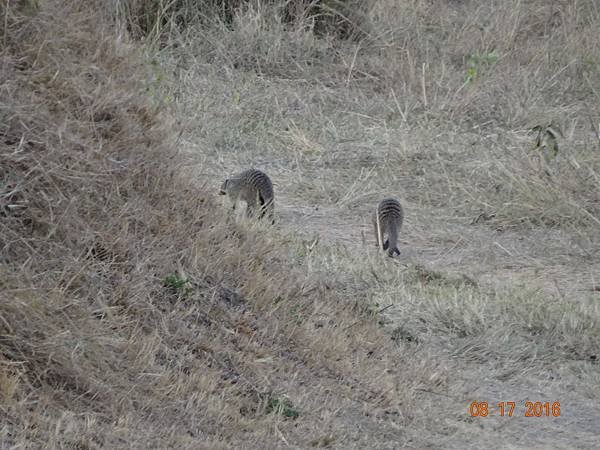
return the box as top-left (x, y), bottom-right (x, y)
top-left (2, 0), bottom-right (600, 448)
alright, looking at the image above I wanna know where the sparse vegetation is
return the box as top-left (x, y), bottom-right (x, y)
top-left (164, 273), bottom-right (193, 296)
top-left (266, 396), bottom-right (300, 420)
top-left (466, 50), bottom-right (499, 83)
top-left (1, 0), bottom-right (599, 448)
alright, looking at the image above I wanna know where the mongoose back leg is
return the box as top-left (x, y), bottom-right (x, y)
top-left (372, 197), bottom-right (404, 258)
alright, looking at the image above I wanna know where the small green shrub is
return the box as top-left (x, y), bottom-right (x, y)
top-left (163, 274), bottom-right (193, 295)
top-left (266, 396), bottom-right (300, 419)
top-left (467, 50), bottom-right (499, 82)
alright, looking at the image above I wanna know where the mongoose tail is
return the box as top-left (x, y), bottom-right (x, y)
top-left (384, 220), bottom-right (401, 257)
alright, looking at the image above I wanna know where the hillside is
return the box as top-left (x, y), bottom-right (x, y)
top-left (1, 1), bottom-right (599, 449)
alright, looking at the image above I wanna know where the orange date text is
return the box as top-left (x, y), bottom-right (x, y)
top-left (469, 401), bottom-right (561, 417)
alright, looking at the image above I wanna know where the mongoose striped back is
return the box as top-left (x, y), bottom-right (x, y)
top-left (219, 169), bottom-right (275, 224)
top-left (372, 197), bottom-right (404, 257)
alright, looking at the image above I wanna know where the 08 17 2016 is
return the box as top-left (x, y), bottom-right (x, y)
top-left (469, 401), bottom-right (561, 417)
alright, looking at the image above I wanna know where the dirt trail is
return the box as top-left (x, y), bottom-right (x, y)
top-left (274, 182), bottom-right (600, 449)
top-left (278, 188), bottom-right (600, 297)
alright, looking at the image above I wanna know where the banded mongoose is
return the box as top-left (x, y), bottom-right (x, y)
top-left (219, 168), bottom-right (275, 224)
top-left (372, 197), bottom-right (404, 257)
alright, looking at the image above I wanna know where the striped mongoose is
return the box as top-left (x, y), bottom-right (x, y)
top-left (219, 168), bottom-right (275, 224)
top-left (372, 197), bottom-right (404, 257)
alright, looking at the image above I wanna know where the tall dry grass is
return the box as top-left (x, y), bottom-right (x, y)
top-left (157, 0), bottom-right (600, 228)
top-left (1, 0), bottom-right (205, 443)
top-left (1, 0), bottom-right (600, 448)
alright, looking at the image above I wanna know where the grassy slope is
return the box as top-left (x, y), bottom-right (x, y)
top-left (2, 0), bottom-right (600, 449)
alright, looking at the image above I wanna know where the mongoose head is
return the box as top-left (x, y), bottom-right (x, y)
top-left (219, 177), bottom-right (245, 197)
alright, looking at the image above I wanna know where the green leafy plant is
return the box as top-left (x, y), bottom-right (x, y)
top-left (467, 50), bottom-right (499, 82)
top-left (164, 274), bottom-right (193, 295)
top-left (266, 397), bottom-right (300, 419)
